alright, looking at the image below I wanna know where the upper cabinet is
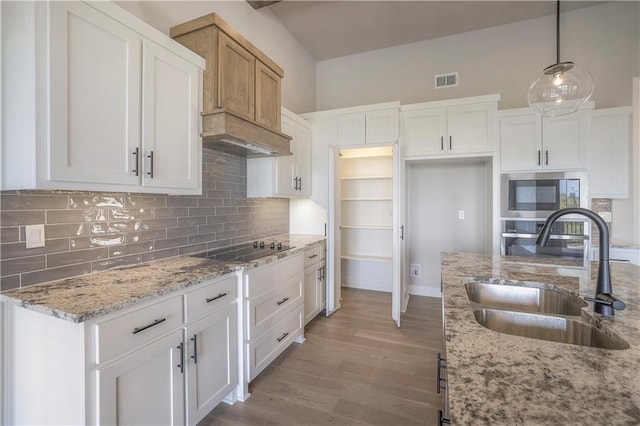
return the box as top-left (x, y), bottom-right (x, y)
top-left (589, 107), bottom-right (632, 199)
top-left (247, 108), bottom-right (312, 198)
top-left (337, 107), bottom-right (399, 147)
top-left (499, 106), bottom-right (590, 172)
top-left (171, 13), bottom-right (290, 156)
top-left (401, 95), bottom-right (499, 158)
top-left (1, 1), bottom-right (204, 194)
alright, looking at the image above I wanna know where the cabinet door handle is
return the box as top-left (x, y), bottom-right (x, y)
top-left (308, 254), bottom-right (318, 259)
top-left (449, 136), bottom-right (452, 150)
top-left (206, 293), bottom-right (227, 303)
top-left (276, 297), bottom-right (290, 306)
top-left (537, 150), bottom-right (541, 166)
top-left (147, 151), bottom-right (155, 178)
top-left (321, 266), bottom-right (325, 280)
top-left (438, 410), bottom-right (450, 425)
top-left (190, 335), bottom-right (198, 364)
top-left (177, 342), bottom-right (184, 374)
top-left (276, 332), bottom-right (289, 343)
top-left (132, 147), bottom-right (140, 176)
top-left (437, 352), bottom-right (447, 393)
top-left (298, 177), bottom-right (302, 191)
top-left (400, 225), bottom-right (404, 240)
top-left (545, 150), bottom-right (549, 166)
top-left (132, 318), bottom-right (166, 335)
top-left (440, 136), bottom-right (444, 151)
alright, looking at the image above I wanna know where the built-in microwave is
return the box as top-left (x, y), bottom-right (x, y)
top-left (501, 172), bottom-right (588, 218)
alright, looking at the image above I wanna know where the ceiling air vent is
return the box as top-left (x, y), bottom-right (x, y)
top-left (435, 72), bottom-right (458, 89)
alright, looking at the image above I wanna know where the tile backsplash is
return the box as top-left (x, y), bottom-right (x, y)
top-left (0, 148), bottom-right (289, 291)
top-left (590, 198), bottom-right (612, 245)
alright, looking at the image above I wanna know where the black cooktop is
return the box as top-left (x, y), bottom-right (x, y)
top-left (192, 241), bottom-right (293, 262)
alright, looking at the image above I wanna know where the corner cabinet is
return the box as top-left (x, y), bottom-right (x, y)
top-left (1, 272), bottom-right (240, 426)
top-left (499, 106), bottom-right (591, 172)
top-left (589, 107), bottom-right (632, 199)
top-left (401, 95), bottom-right (499, 158)
top-left (1, 1), bottom-right (204, 194)
top-left (247, 108), bottom-right (312, 197)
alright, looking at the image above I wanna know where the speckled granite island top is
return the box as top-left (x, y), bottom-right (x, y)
top-left (0, 234), bottom-right (325, 323)
top-left (441, 252), bottom-right (640, 426)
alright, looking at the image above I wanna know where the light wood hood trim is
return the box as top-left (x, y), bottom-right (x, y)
top-left (170, 13), bottom-right (284, 78)
top-left (201, 109), bottom-right (292, 156)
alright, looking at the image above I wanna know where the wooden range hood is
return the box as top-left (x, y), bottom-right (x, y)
top-left (170, 13), bottom-right (291, 157)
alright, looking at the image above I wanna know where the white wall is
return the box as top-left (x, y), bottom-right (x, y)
top-left (316, 2), bottom-right (639, 111)
top-left (115, 0), bottom-right (316, 114)
top-left (407, 160), bottom-right (489, 297)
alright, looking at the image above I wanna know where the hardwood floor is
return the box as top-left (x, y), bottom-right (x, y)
top-left (200, 288), bottom-right (445, 425)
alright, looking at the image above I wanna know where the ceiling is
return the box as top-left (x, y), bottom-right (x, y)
top-left (266, 1), bottom-right (607, 61)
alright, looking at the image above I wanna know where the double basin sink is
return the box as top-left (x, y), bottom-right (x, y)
top-left (465, 281), bottom-right (629, 350)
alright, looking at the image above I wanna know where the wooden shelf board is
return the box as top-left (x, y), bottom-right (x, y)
top-left (341, 197), bottom-right (392, 201)
top-left (340, 175), bottom-right (393, 180)
top-left (341, 225), bottom-right (392, 230)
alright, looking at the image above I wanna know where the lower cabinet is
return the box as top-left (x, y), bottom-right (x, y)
top-left (1, 272), bottom-right (239, 425)
top-left (304, 242), bottom-right (326, 324)
top-left (97, 330), bottom-right (186, 425)
top-left (185, 303), bottom-right (237, 424)
top-left (244, 253), bottom-right (304, 383)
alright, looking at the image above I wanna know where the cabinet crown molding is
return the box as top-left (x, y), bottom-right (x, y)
top-left (400, 94), bottom-right (500, 112)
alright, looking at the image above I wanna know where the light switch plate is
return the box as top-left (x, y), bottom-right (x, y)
top-left (25, 224), bottom-right (45, 249)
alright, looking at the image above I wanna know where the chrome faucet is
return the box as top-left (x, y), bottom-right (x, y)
top-left (536, 207), bottom-right (626, 317)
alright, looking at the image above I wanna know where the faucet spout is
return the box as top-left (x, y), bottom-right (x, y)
top-left (535, 207), bottom-right (625, 317)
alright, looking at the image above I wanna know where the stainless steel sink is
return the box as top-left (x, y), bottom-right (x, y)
top-left (465, 282), bottom-right (586, 316)
top-left (473, 308), bottom-right (630, 350)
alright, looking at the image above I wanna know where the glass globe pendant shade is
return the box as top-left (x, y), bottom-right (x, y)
top-left (527, 61), bottom-right (594, 117)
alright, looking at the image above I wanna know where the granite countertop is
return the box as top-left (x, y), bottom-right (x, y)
top-left (441, 252), bottom-right (640, 425)
top-left (0, 234), bottom-right (325, 323)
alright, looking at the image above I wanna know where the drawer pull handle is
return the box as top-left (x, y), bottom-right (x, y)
top-left (132, 318), bottom-right (166, 335)
top-left (206, 293), bottom-right (228, 303)
top-left (308, 254), bottom-right (318, 259)
top-left (190, 334), bottom-right (198, 364)
top-left (437, 352), bottom-right (447, 393)
top-left (276, 297), bottom-right (290, 306)
top-left (276, 332), bottom-right (289, 343)
top-left (177, 342), bottom-right (184, 374)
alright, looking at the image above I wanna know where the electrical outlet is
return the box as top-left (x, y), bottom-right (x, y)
top-left (25, 224), bottom-right (45, 249)
top-left (458, 210), bottom-right (465, 220)
top-left (410, 264), bottom-right (421, 277)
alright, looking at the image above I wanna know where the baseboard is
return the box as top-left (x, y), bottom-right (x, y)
top-left (341, 280), bottom-right (392, 293)
top-left (408, 285), bottom-right (442, 298)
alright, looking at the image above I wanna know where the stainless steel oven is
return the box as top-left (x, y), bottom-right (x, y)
top-left (501, 219), bottom-right (589, 267)
top-left (501, 172), bottom-right (588, 219)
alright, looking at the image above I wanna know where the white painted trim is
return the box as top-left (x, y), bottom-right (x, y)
top-left (408, 285), bottom-right (442, 298)
top-left (300, 101), bottom-right (401, 119)
top-left (400, 94), bottom-right (500, 112)
top-left (633, 77), bottom-right (640, 244)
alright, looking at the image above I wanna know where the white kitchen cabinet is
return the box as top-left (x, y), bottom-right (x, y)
top-left (303, 242), bottom-right (326, 324)
top-left (338, 108), bottom-right (399, 147)
top-left (589, 107), bottom-right (632, 198)
top-left (1, 1), bottom-right (204, 194)
top-left (244, 253), bottom-right (304, 383)
top-left (247, 107), bottom-right (312, 197)
top-left (185, 303), bottom-right (237, 425)
top-left (1, 271), bottom-right (240, 425)
top-left (590, 246), bottom-right (640, 266)
top-left (97, 330), bottom-right (185, 425)
top-left (402, 95), bottom-right (499, 158)
top-left (499, 107), bottom-right (590, 172)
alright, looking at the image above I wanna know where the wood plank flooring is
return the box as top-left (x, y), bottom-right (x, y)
top-left (199, 288), bottom-right (445, 425)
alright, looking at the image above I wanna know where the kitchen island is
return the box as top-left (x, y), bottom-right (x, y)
top-left (441, 252), bottom-right (640, 425)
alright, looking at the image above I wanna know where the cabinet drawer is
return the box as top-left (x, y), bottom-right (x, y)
top-left (185, 274), bottom-right (237, 323)
top-left (248, 304), bottom-right (303, 381)
top-left (245, 253), bottom-right (303, 298)
top-left (247, 275), bottom-right (303, 340)
top-left (303, 243), bottom-right (326, 268)
top-left (96, 295), bottom-right (183, 364)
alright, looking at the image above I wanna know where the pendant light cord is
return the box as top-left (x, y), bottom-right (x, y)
top-left (556, 0), bottom-right (560, 64)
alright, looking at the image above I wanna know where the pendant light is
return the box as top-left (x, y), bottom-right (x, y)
top-left (527, 0), bottom-right (594, 117)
